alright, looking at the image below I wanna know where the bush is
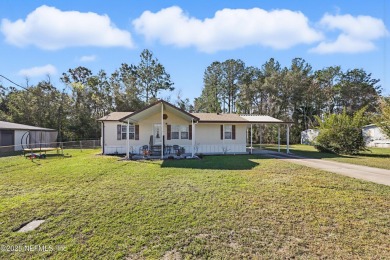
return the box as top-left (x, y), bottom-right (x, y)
top-left (314, 144), bottom-right (335, 154)
top-left (314, 108), bottom-right (368, 155)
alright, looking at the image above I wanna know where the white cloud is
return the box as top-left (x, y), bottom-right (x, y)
top-left (310, 13), bottom-right (388, 54)
top-left (133, 6), bottom-right (323, 53)
top-left (18, 64), bottom-right (57, 77)
top-left (79, 55), bottom-right (97, 62)
top-left (1, 5), bottom-right (134, 50)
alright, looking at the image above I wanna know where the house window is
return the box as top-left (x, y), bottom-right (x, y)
top-left (171, 125), bottom-right (179, 139)
top-left (121, 124), bottom-right (135, 140)
top-left (180, 125), bottom-right (189, 139)
top-left (171, 125), bottom-right (189, 139)
top-left (224, 125), bottom-right (232, 139)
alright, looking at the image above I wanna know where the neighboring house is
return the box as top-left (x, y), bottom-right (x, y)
top-left (301, 129), bottom-right (320, 145)
top-left (0, 121), bottom-right (58, 152)
top-left (362, 124), bottom-right (390, 148)
top-left (98, 100), bottom-right (291, 158)
top-left (301, 125), bottom-right (390, 148)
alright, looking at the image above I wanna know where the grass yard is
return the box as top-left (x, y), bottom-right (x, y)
top-left (0, 149), bottom-right (389, 259)
top-left (263, 144), bottom-right (390, 170)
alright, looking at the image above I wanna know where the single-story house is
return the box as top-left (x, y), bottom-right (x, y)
top-left (362, 124), bottom-right (390, 148)
top-left (98, 100), bottom-right (292, 158)
top-left (0, 121), bottom-right (58, 152)
top-left (301, 129), bottom-right (320, 145)
top-left (301, 125), bottom-right (390, 148)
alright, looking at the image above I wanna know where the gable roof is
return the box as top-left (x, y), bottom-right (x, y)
top-left (120, 100), bottom-right (199, 122)
top-left (98, 112), bottom-right (133, 121)
top-left (0, 121), bottom-right (56, 131)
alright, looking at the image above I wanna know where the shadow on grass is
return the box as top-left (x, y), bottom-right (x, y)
top-left (161, 155), bottom-right (260, 170)
top-left (356, 152), bottom-right (390, 158)
top-left (259, 145), bottom-right (355, 159)
top-left (287, 150), bottom-right (354, 159)
top-left (264, 145), bottom-right (390, 160)
top-left (0, 151), bottom-right (22, 157)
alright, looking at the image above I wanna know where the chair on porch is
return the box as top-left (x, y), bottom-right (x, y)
top-left (172, 145), bottom-right (180, 154)
top-left (139, 145), bottom-right (149, 155)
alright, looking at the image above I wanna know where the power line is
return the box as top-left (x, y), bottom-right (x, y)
top-left (0, 74), bottom-right (28, 90)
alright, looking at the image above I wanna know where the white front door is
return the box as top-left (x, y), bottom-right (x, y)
top-left (153, 124), bottom-right (162, 145)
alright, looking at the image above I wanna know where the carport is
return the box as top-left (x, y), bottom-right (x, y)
top-left (239, 115), bottom-right (293, 154)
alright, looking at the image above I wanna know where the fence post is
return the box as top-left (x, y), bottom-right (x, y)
top-left (80, 141), bottom-right (83, 152)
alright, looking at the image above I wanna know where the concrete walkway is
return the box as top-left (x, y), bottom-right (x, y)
top-left (253, 149), bottom-right (390, 186)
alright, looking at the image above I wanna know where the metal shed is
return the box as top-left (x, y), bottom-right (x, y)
top-left (0, 121), bottom-right (58, 152)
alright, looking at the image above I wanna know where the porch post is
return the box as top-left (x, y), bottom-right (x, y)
top-left (278, 124), bottom-right (280, 152)
top-left (126, 119), bottom-right (130, 159)
top-left (161, 102), bottom-right (164, 159)
top-left (250, 124), bottom-right (253, 154)
top-left (286, 124), bottom-right (290, 154)
top-left (259, 124), bottom-right (262, 150)
top-left (191, 119), bottom-right (194, 157)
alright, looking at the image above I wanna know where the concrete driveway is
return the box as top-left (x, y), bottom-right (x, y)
top-left (255, 150), bottom-right (390, 186)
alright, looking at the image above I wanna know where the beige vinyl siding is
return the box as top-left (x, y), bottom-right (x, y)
top-left (102, 111), bottom-right (248, 154)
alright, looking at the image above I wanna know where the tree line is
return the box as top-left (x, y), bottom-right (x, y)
top-left (0, 50), bottom-right (385, 143)
top-left (0, 49), bottom-right (175, 141)
top-left (194, 58), bottom-right (382, 143)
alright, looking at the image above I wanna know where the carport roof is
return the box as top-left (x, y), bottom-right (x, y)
top-left (240, 115), bottom-right (292, 124)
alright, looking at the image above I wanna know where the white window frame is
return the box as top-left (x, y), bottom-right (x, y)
top-left (180, 125), bottom-right (189, 139)
top-left (171, 125), bottom-right (189, 140)
top-left (224, 125), bottom-right (232, 140)
top-left (121, 124), bottom-right (135, 140)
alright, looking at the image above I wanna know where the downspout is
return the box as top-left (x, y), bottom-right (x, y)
top-left (194, 120), bottom-right (199, 156)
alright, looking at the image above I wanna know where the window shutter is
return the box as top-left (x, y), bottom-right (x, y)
top-left (189, 125), bottom-right (192, 140)
top-left (232, 125), bottom-right (236, 140)
top-left (167, 125), bottom-right (171, 140)
top-left (135, 125), bottom-right (139, 140)
top-left (117, 125), bottom-right (122, 140)
top-left (220, 125), bottom-right (223, 140)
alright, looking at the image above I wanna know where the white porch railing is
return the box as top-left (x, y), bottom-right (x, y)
top-left (104, 144), bottom-right (247, 155)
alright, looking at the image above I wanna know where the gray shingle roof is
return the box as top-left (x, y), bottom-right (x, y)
top-left (97, 112), bottom-right (133, 121)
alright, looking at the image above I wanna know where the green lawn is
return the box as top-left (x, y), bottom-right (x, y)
top-left (0, 149), bottom-right (389, 259)
top-left (262, 144), bottom-right (390, 170)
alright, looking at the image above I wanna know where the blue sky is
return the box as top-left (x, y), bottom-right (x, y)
top-left (0, 0), bottom-right (388, 101)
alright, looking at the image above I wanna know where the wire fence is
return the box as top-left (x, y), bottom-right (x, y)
top-left (0, 139), bottom-right (101, 157)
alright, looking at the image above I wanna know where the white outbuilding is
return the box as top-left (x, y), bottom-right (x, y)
top-left (0, 121), bottom-right (58, 152)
